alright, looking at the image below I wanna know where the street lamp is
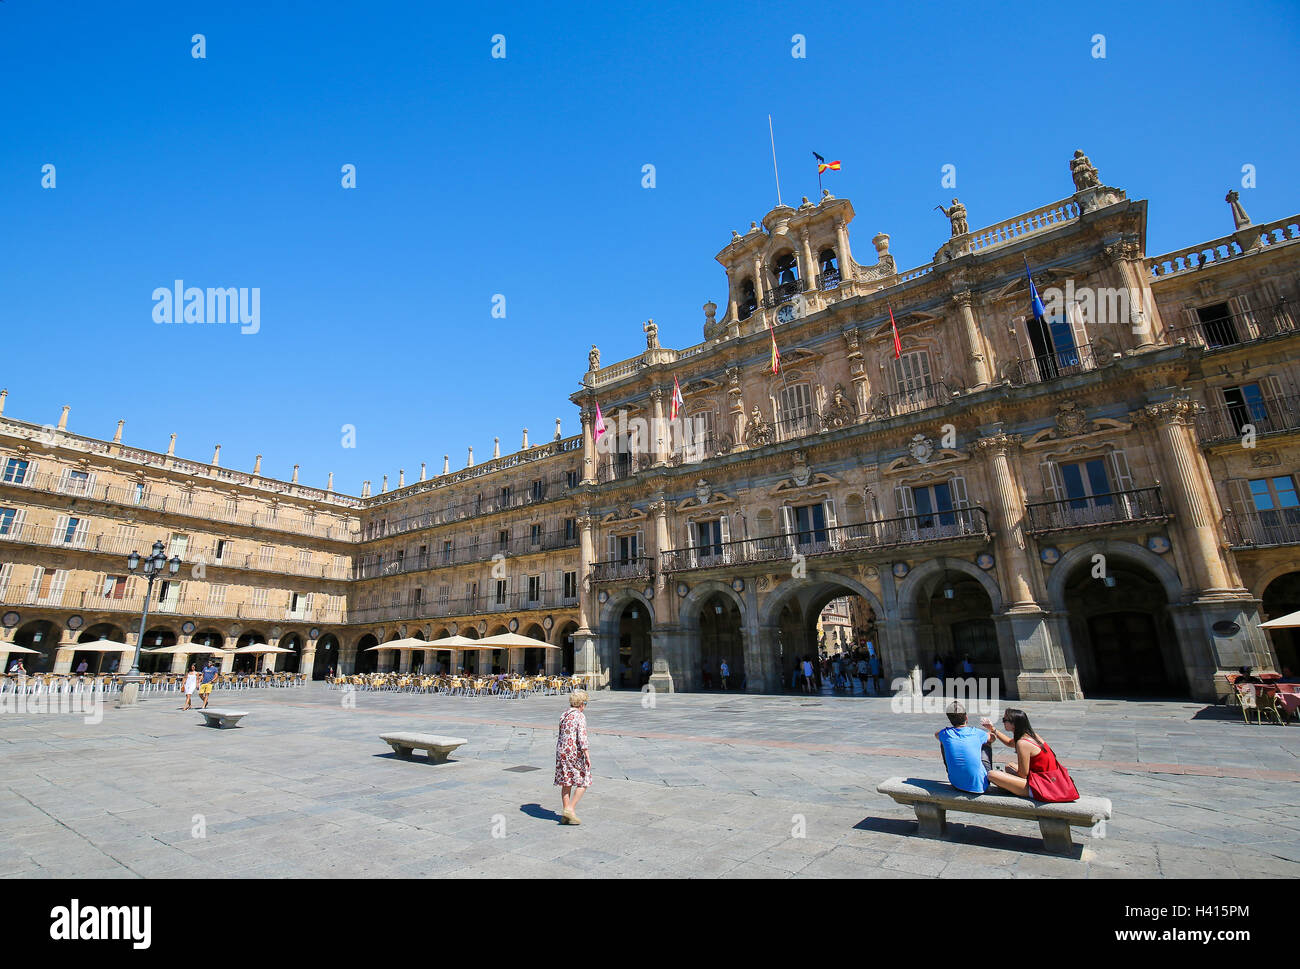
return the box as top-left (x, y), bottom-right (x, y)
top-left (125, 539), bottom-right (182, 678)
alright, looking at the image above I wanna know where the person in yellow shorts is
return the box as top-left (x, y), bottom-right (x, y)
top-left (198, 659), bottom-right (220, 708)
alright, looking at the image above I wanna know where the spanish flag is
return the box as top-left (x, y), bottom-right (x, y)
top-left (768, 320), bottom-right (781, 374)
top-left (813, 151), bottom-right (841, 174)
top-left (888, 304), bottom-right (902, 360)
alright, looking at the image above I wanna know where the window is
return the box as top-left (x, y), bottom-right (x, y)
top-left (2, 458), bottom-right (29, 485)
top-left (1249, 476), bottom-right (1300, 512)
top-left (499, 485), bottom-right (512, 507)
top-left (259, 544), bottom-right (275, 567)
top-left (438, 584), bottom-right (449, 603)
top-left (793, 504), bottom-right (827, 545)
top-left (530, 523), bottom-right (542, 545)
top-left (169, 533), bottom-right (189, 558)
top-left (62, 517), bottom-right (82, 545)
top-left (411, 587), bottom-right (423, 606)
top-left (772, 252), bottom-right (800, 298)
top-left (289, 592), bottom-right (310, 617)
top-left (442, 539), bottom-right (453, 563)
top-left (0, 508), bottom-right (18, 536)
top-left (563, 571), bottom-right (577, 600)
top-left (528, 575), bottom-right (541, 602)
top-left (1059, 458), bottom-right (1113, 508)
top-left (214, 539), bottom-right (228, 563)
top-left (498, 529), bottom-right (509, 550)
top-left (532, 479), bottom-right (544, 501)
top-left (566, 470), bottom-right (579, 489)
top-left (298, 549), bottom-right (311, 568)
top-left (132, 482), bottom-right (146, 506)
top-left (224, 497), bottom-right (237, 517)
top-left (207, 584), bottom-right (226, 607)
top-left (818, 248), bottom-right (840, 287)
top-left (738, 278), bottom-right (757, 320)
top-left (777, 383), bottom-right (815, 439)
top-left (695, 519), bottom-right (724, 557)
top-left (563, 517), bottom-right (577, 541)
top-left (102, 575), bottom-right (127, 599)
top-left (495, 579), bottom-right (507, 605)
top-left (894, 351), bottom-right (935, 404)
top-left (158, 579), bottom-right (180, 610)
top-left (615, 534), bottom-right (639, 563)
top-left (1197, 302), bottom-right (1239, 348)
top-left (55, 515), bottom-right (87, 547)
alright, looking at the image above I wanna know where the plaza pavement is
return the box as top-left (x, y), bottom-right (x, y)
top-left (2, 683), bottom-right (1298, 879)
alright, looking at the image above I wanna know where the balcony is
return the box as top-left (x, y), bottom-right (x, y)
top-left (762, 281), bottom-right (802, 308)
top-left (1196, 395), bottom-right (1300, 446)
top-left (1225, 510), bottom-right (1300, 549)
top-left (347, 589), bottom-right (580, 625)
top-left (875, 382), bottom-right (954, 419)
top-left (595, 452), bottom-right (649, 484)
top-left (0, 586), bottom-right (344, 626)
top-left (0, 468), bottom-right (357, 541)
top-left (1168, 301), bottom-right (1296, 352)
top-left (773, 413), bottom-right (821, 443)
top-left (1025, 487), bottom-right (1169, 534)
top-left (352, 530), bottom-right (578, 580)
top-left (1012, 344), bottom-right (1098, 386)
top-left (816, 269), bottom-right (842, 290)
top-left (590, 556), bottom-right (653, 583)
top-left (659, 509), bottom-right (992, 572)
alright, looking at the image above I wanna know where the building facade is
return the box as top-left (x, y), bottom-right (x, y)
top-left (2, 153), bottom-right (1297, 700)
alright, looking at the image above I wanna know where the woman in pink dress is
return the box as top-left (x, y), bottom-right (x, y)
top-left (554, 690), bottom-right (591, 824)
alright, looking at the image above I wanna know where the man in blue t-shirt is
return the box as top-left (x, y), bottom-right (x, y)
top-left (935, 701), bottom-right (994, 794)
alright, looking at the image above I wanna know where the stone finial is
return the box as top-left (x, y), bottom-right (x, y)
top-left (167, 434), bottom-right (177, 456)
top-left (1226, 189), bottom-right (1252, 229)
top-left (292, 464), bottom-right (300, 483)
top-left (493, 437), bottom-right (500, 459)
top-left (522, 428), bottom-right (529, 449)
top-left (555, 418), bottom-right (562, 440)
top-left (361, 480), bottom-right (371, 498)
top-left (252, 454), bottom-right (261, 475)
top-left (467, 447), bottom-right (474, 468)
top-left (57, 405), bottom-right (70, 430)
top-left (873, 232), bottom-right (891, 258)
top-left (211, 445), bottom-right (221, 466)
top-left (442, 455), bottom-right (450, 475)
top-left (327, 471), bottom-right (334, 492)
top-left (420, 462), bottom-right (427, 481)
top-left (113, 420), bottom-right (124, 443)
top-left (381, 474), bottom-right (388, 493)
top-left (0, 389), bottom-right (7, 416)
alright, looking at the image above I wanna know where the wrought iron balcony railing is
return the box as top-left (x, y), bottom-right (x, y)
top-left (1195, 395), bottom-right (1300, 446)
top-left (346, 588), bottom-right (579, 625)
top-left (1012, 343), bottom-right (1098, 386)
top-left (589, 556), bottom-right (654, 583)
top-left (352, 530), bottom-right (579, 580)
top-left (1225, 509), bottom-right (1300, 549)
top-left (875, 381), bottom-right (954, 418)
top-left (595, 452), bottom-right (649, 484)
top-left (659, 509), bottom-right (991, 572)
top-left (1025, 487), bottom-right (1168, 533)
top-left (1169, 300), bottom-right (1296, 351)
top-left (762, 281), bottom-right (802, 307)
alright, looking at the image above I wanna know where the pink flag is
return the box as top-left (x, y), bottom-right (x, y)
top-left (593, 400), bottom-right (606, 444)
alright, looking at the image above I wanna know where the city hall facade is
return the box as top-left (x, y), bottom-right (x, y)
top-left (2, 153), bottom-right (1298, 702)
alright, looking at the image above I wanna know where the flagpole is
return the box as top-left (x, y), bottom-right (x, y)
top-left (768, 115), bottom-right (782, 207)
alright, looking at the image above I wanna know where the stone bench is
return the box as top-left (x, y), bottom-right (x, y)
top-left (877, 776), bottom-right (1112, 855)
top-left (380, 732), bottom-right (467, 763)
top-left (198, 709), bottom-right (249, 729)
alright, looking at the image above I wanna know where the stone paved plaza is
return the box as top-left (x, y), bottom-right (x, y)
top-left (3, 685), bottom-right (1299, 879)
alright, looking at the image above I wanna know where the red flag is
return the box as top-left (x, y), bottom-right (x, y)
top-left (888, 305), bottom-right (902, 359)
top-left (670, 376), bottom-right (684, 421)
top-left (768, 320), bottom-right (781, 374)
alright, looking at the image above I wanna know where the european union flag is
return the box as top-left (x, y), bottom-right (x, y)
top-left (1026, 260), bottom-right (1047, 323)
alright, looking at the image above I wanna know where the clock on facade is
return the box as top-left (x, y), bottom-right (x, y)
top-left (67, 615), bottom-right (84, 630)
top-left (776, 302), bottom-right (800, 324)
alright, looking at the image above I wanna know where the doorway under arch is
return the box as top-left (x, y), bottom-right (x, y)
top-left (353, 634), bottom-right (379, 674)
top-left (556, 621), bottom-right (579, 676)
top-left (12, 619), bottom-right (58, 672)
top-left (1262, 572), bottom-right (1300, 675)
top-left (314, 634), bottom-right (340, 679)
top-left (613, 601), bottom-right (651, 689)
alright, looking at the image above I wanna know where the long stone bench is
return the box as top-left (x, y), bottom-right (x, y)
top-left (877, 776), bottom-right (1112, 855)
top-left (198, 709), bottom-right (249, 729)
top-left (380, 732), bottom-right (467, 763)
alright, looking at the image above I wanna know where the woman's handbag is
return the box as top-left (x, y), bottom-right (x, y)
top-left (1029, 744), bottom-right (1080, 803)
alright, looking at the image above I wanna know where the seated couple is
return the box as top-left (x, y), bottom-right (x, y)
top-left (935, 701), bottom-right (1070, 800)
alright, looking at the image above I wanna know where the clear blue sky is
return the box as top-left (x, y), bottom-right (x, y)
top-left (2, 0), bottom-right (1297, 495)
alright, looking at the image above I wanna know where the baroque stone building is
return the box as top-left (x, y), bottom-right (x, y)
top-left (2, 154), bottom-right (1297, 700)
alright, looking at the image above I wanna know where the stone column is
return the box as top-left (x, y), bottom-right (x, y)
top-left (649, 389), bottom-right (667, 466)
top-left (1141, 398), bottom-right (1235, 595)
top-left (580, 406), bottom-right (596, 485)
top-left (952, 290), bottom-right (991, 389)
top-left (835, 221), bottom-right (852, 281)
top-left (648, 497), bottom-right (675, 692)
top-left (973, 432), bottom-right (1037, 608)
top-left (1101, 242), bottom-right (1156, 351)
top-left (725, 268), bottom-right (738, 325)
top-left (574, 512), bottom-right (601, 686)
top-left (726, 367), bottom-right (744, 451)
top-left (799, 230), bottom-right (816, 292)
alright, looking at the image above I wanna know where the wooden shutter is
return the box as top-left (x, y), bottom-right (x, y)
top-left (55, 514), bottom-right (69, 543)
top-left (57, 468), bottom-right (70, 493)
top-left (823, 498), bottom-right (840, 548)
top-left (72, 518), bottom-right (89, 547)
top-left (1228, 293), bottom-right (1257, 340)
top-left (719, 514), bottom-right (732, 563)
top-left (1040, 461), bottom-right (1065, 502)
top-left (0, 563), bottom-right (11, 600)
top-left (780, 504), bottom-right (796, 552)
top-left (10, 509), bottom-right (25, 539)
top-left (1066, 300), bottom-right (1089, 354)
top-left (607, 533), bottom-right (617, 564)
top-left (49, 570), bottom-right (68, 605)
top-left (1182, 307), bottom-right (1204, 346)
top-left (27, 566), bottom-right (44, 603)
top-left (1108, 449), bottom-right (1137, 519)
top-left (949, 475), bottom-right (971, 533)
top-left (85, 472), bottom-right (98, 497)
top-left (894, 485), bottom-right (916, 517)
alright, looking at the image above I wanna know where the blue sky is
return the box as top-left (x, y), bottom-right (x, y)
top-left (2, 0), bottom-right (1297, 495)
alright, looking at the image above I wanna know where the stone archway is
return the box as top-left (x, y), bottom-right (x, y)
top-left (679, 580), bottom-right (748, 692)
top-left (596, 591), bottom-right (655, 689)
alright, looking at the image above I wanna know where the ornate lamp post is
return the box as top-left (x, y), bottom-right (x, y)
top-left (123, 540), bottom-right (181, 690)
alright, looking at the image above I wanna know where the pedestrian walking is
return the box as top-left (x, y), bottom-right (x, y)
top-left (198, 659), bottom-right (219, 708)
top-left (555, 690), bottom-right (591, 825)
top-left (719, 659), bottom-right (730, 690)
top-left (181, 664), bottom-right (198, 710)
